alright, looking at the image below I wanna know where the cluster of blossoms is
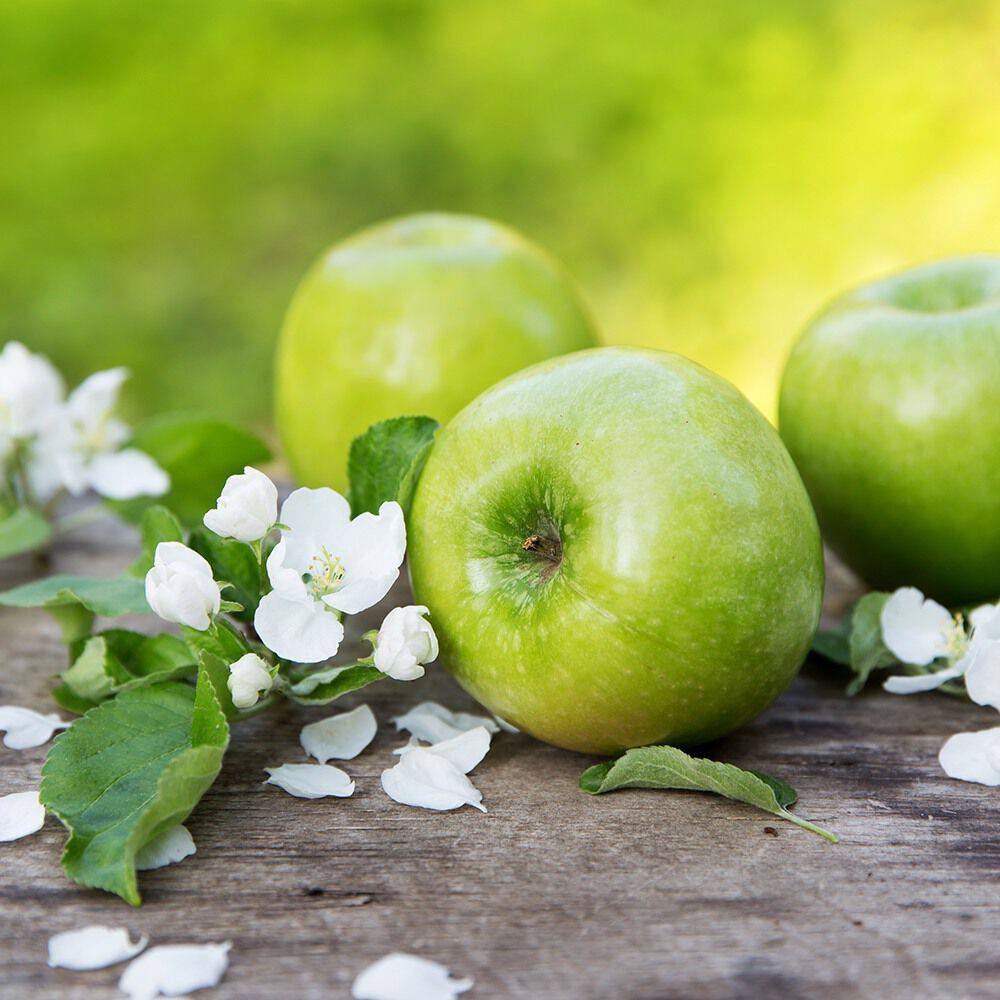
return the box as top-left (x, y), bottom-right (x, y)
top-left (143, 465), bottom-right (439, 707)
top-left (0, 342), bottom-right (168, 507)
top-left (880, 586), bottom-right (1000, 783)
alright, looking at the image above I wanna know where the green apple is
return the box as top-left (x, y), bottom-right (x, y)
top-left (275, 213), bottom-right (597, 492)
top-left (408, 347), bottom-right (823, 755)
top-left (779, 256), bottom-right (1000, 606)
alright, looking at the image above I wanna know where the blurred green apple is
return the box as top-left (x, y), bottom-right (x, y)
top-left (408, 347), bottom-right (823, 755)
top-left (276, 213), bottom-right (597, 491)
top-left (779, 256), bottom-right (1000, 605)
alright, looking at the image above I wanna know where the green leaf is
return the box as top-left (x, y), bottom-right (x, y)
top-left (187, 526), bottom-right (260, 620)
top-left (579, 745), bottom-right (838, 842)
top-left (285, 662), bottom-right (384, 705)
top-left (107, 413), bottom-right (270, 527)
top-left (810, 611), bottom-right (852, 667)
top-left (0, 574), bottom-right (149, 617)
top-left (127, 505), bottom-right (184, 577)
top-left (196, 650), bottom-right (242, 720)
top-left (347, 416), bottom-right (439, 518)
top-left (181, 619), bottom-right (252, 663)
top-left (41, 668), bottom-right (229, 906)
top-left (846, 592), bottom-right (896, 695)
top-left (0, 507), bottom-right (52, 559)
top-left (58, 630), bottom-right (198, 711)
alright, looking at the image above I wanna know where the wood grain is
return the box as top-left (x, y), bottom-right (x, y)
top-left (2, 518), bottom-right (999, 1000)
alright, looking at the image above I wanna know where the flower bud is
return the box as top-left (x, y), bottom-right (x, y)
top-left (373, 605), bottom-right (439, 681)
top-left (144, 542), bottom-right (221, 631)
top-left (203, 466), bottom-right (278, 543)
top-left (227, 653), bottom-right (273, 710)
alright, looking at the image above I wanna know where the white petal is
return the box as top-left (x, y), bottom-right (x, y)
top-left (278, 487), bottom-right (352, 573)
top-left (0, 790), bottom-right (45, 841)
top-left (396, 727), bottom-right (492, 775)
top-left (135, 825), bottom-right (196, 871)
top-left (882, 662), bottom-right (966, 694)
top-left (48, 926), bottom-right (148, 970)
top-left (969, 604), bottom-right (1000, 633)
top-left (963, 640), bottom-right (1000, 710)
top-left (939, 728), bottom-right (1000, 785)
top-left (880, 587), bottom-right (956, 666)
top-left (352, 952), bottom-right (474, 1000)
top-left (392, 702), bottom-right (500, 744)
top-left (300, 704), bottom-right (377, 763)
top-left (265, 763), bottom-right (355, 799)
top-left (119, 942), bottom-right (231, 1000)
top-left (88, 448), bottom-right (169, 500)
top-left (381, 749), bottom-right (485, 812)
top-left (0, 705), bottom-right (69, 749)
top-left (326, 502), bottom-right (407, 615)
top-left (66, 367), bottom-right (128, 428)
top-left (254, 591), bottom-right (344, 663)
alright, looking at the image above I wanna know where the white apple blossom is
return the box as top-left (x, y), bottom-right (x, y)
top-left (203, 466), bottom-right (278, 543)
top-left (48, 926), bottom-right (148, 971)
top-left (0, 341), bottom-right (64, 441)
top-left (226, 653), bottom-right (273, 710)
top-left (144, 542), bottom-right (221, 631)
top-left (30, 367), bottom-right (168, 502)
top-left (352, 953), bottom-right (474, 1000)
top-left (254, 488), bottom-right (405, 663)
top-left (119, 942), bottom-right (231, 1000)
top-left (373, 605), bottom-right (439, 681)
top-left (880, 587), bottom-right (964, 666)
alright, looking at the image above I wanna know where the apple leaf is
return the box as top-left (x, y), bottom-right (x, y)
top-left (347, 415), bottom-right (440, 518)
top-left (0, 506), bottom-right (52, 559)
top-left (0, 573), bottom-right (150, 617)
top-left (580, 745), bottom-right (838, 842)
top-left (56, 630), bottom-right (198, 712)
top-left (810, 612), bottom-right (852, 667)
top-left (107, 413), bottom-right (270, 528)
top-left (181, 619), bottom-right (253, 664)
top-left (187, 526), bottom-right (260, 620)
top-left (127, 505), bottom-right (184, 577)
top-left (40, 668), bottom-right (229, 905)
top-left (285, 662), bottom-right (384, 705)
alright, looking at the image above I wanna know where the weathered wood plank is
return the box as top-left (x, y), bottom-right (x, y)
top-left (2, 520), bottom-right (998, 999)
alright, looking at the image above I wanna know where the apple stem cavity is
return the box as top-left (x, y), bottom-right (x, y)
top-left (520, 530), bottom-right (563, 578)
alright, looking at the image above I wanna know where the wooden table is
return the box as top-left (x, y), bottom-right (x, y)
top-left (2, 520), bottom-right (999, 1000)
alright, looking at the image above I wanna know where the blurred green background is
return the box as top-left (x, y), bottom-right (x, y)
top-left (3, 0), bottom-right (999, 431)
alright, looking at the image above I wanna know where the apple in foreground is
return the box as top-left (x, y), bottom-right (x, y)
top-left (407, 347), bottom-right (824, 755)
top-left (276, 213), bottom-right (597, 492)
top-left (779, 256), bottom-right (1000, 606)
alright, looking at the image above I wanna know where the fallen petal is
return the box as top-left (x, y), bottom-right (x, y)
top-left (135, 824), bottom-right (196, 871)
top-left (381, 748), bottom-right (485, 812)
top-left (352, 952), bottom-right (474, 1000)
top-left (939, 728), bottom-right (1000, 785)
top-left (300, 704), bottom-right (377, 763)
top-left (395, 727), bottom-right (491, 775)
top-left (493, 715), bottom-right (519, 733)
top-left (119, 942), bottom-right (231, 1000)
top-left (0, 790), bottom-right (45, 841)
top-left (265, 763), bottom-right (355, 799)
top-left (0, 705), bottom-right (69, 750)
top-left (48, 926), bottom-right (148, 970)
top-left (392, 702), bottom-right (499, 744)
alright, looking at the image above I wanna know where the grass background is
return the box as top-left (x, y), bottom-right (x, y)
top-left (3, 0), bottom-right (999, 429)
